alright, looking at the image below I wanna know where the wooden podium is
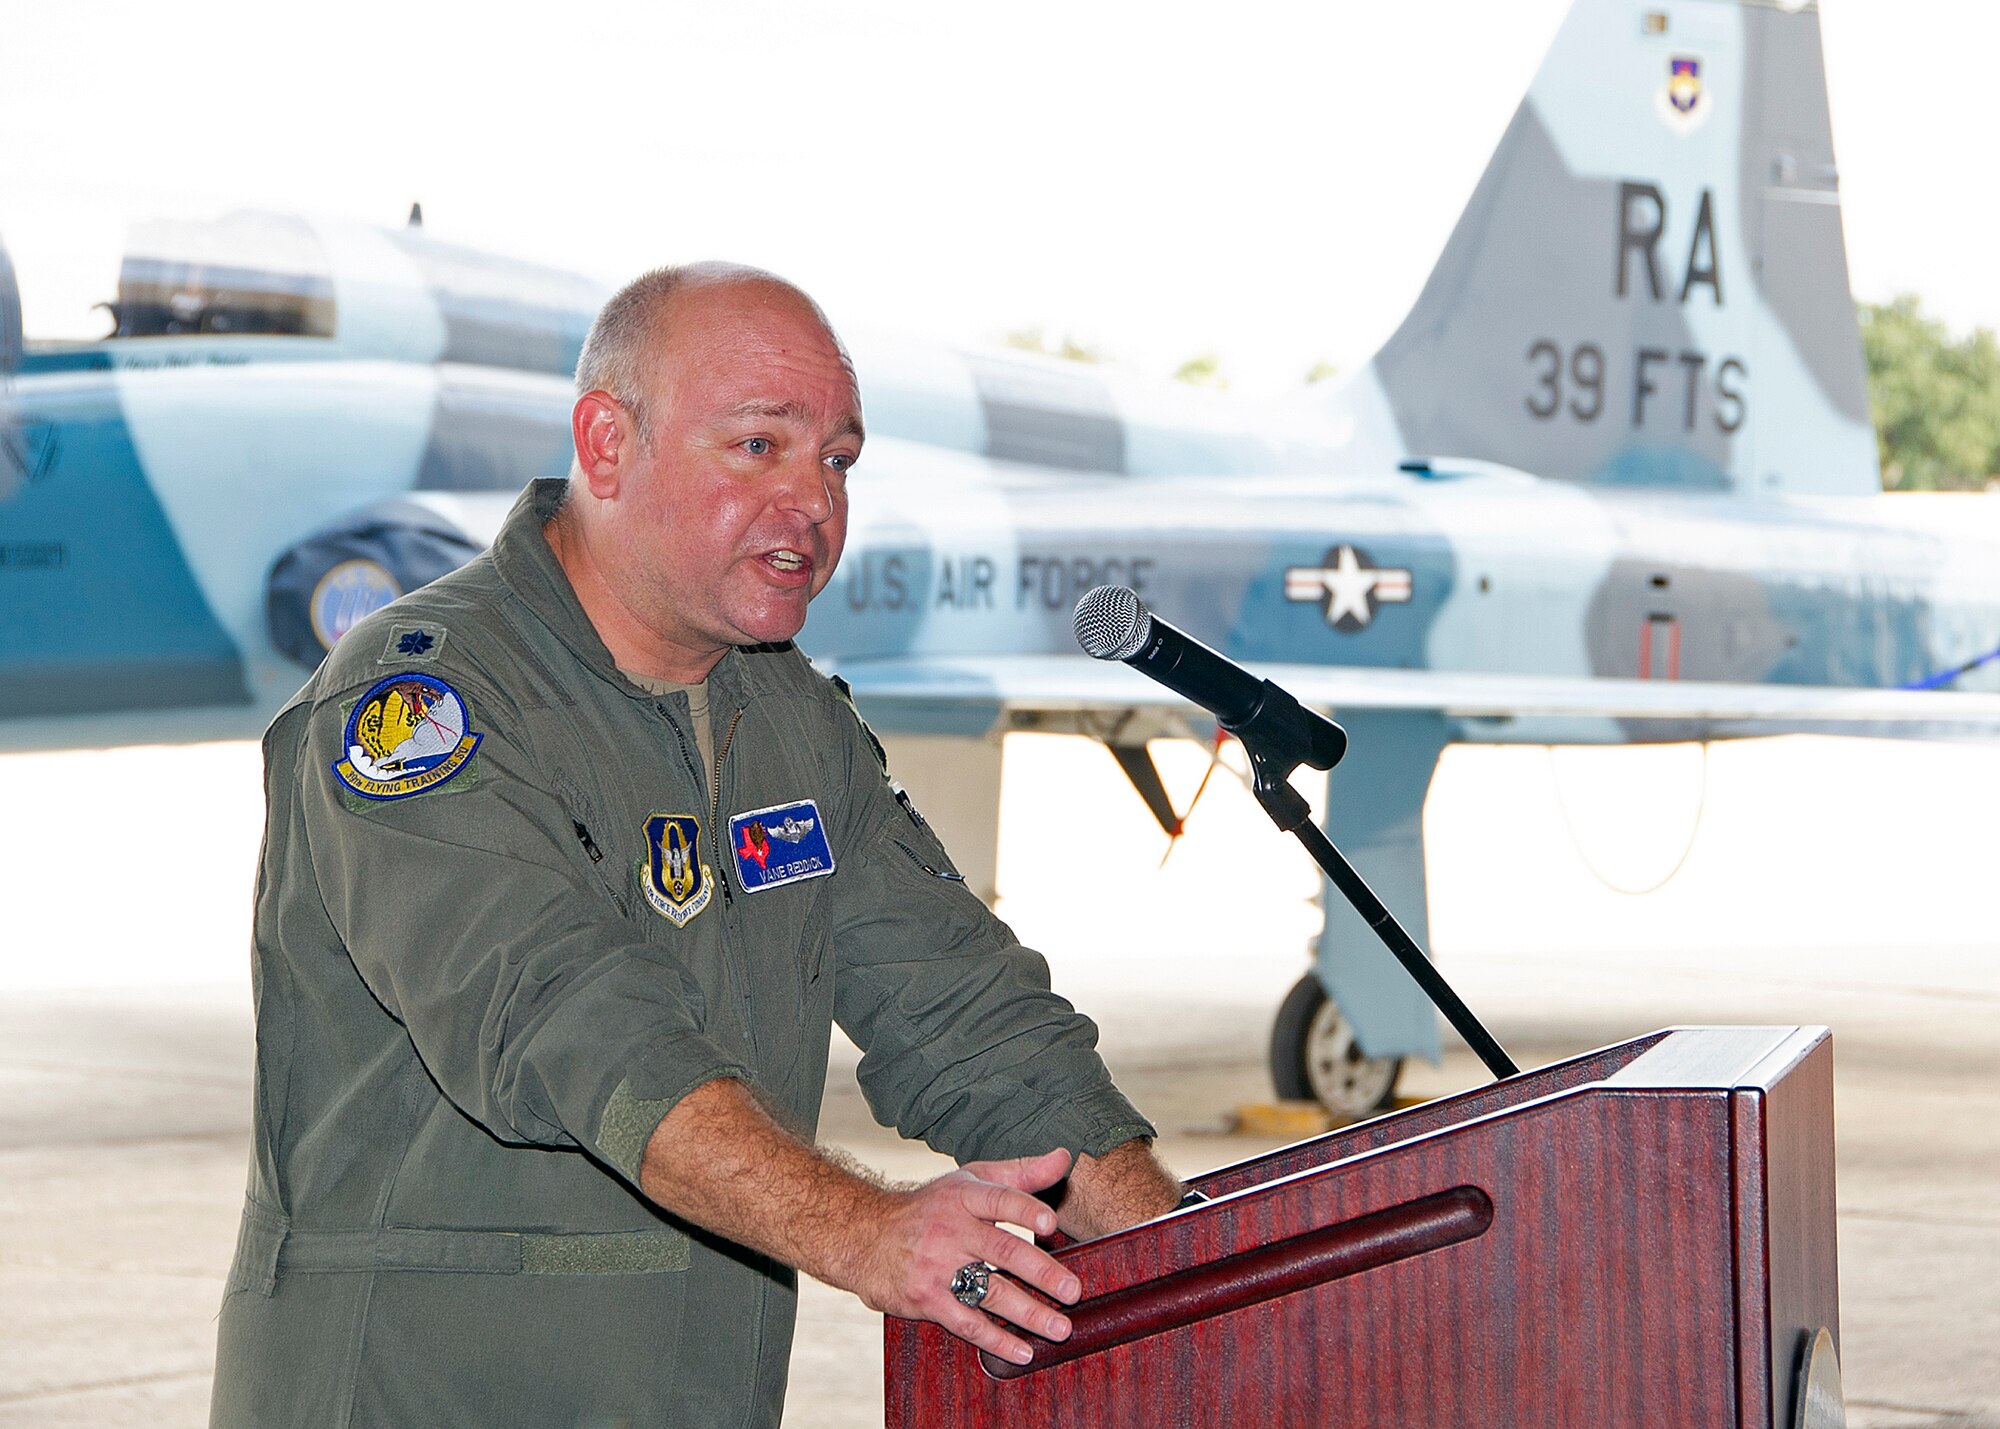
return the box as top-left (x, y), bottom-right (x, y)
top-left (885, 1026), bottom-right (1840, 1429)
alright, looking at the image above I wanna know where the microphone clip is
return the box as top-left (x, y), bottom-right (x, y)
top-left (1242, 743), bottom-right (1317, 834)
top-left (1221, 681), bottom-right (1347, 833)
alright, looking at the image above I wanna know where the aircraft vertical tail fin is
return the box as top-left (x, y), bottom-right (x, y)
top-left (1335, 0), bottom-right (1877, 497)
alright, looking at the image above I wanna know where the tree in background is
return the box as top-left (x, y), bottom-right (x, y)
top-left (1859, 296), bottom-right (2000, 491)
top-left (1003, 327), bottom-right (1108, 365)
top-left (1172, 352), bottom-right (1227, 389)
top-left (1002, 329), bottom-right (1347, 395)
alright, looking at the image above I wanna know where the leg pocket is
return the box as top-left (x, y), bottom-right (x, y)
top-left (351, 1266), bottom-right (691, 1428)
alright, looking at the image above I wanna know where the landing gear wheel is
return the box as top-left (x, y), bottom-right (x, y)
top-left (1269, 973), bottom-right (1402, 1120)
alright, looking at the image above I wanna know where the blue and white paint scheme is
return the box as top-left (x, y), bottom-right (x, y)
top-left (0, 209), bottom-right (586, 740)
top-left (7, 0), bottom-right (2000, 1114)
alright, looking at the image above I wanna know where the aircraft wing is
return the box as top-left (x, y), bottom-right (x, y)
top-left (823, 654), bottom-right (2000, 742)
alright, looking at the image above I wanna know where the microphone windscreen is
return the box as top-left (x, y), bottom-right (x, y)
top-left (1073, 584), bottom-right (1150, 660)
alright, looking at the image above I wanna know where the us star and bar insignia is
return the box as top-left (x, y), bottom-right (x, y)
top-left (1283, 544), bottom-right (1413, 633)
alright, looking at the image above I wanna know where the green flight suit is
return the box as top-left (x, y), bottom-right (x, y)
top-left (210, 479), bottom-right (1153, 1428)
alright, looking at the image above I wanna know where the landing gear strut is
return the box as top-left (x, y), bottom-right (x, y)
top-left (1268, 973), bottom-right (1401, 1121)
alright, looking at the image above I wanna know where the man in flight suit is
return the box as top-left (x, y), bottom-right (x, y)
top-left (209, 264), bottom-right (1183, 1427)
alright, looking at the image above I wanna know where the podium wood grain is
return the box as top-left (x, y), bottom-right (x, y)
top-left (884, 1027), bottom-right (1839, 1429)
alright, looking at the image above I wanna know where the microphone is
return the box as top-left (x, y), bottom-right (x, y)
top-left (1073, 585), bottom-right (1346, 772)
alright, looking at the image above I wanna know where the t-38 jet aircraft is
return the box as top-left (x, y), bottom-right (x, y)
top-left (8, 0), bottom-right (2000, 1115)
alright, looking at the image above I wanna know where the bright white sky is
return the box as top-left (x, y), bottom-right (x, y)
top-left (2, 0), bottom-right (1993, 395)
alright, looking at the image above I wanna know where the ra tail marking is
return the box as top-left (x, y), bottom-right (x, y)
top-left (1330, 0), bottom-right (1876, 498)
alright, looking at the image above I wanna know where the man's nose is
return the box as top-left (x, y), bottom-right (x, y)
top-left (777, 454), bottom-right (835, 522)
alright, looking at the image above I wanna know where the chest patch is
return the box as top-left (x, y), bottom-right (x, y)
top-left (332, 672), bottom-right (482, 801)
top-left (728, 799), bottom-right (836, 893)
top-left (641, 815), bottom-right (713, 926)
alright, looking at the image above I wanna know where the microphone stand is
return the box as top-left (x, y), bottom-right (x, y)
top-left (1236, 732), bottom-right (1521, 1082)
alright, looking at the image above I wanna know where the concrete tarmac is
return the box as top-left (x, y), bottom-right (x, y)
top-left (3, 733), bottom-right (1997, 1426)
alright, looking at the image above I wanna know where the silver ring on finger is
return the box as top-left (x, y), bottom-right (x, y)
top-left (949, 1260), bottom-right (992, 1308)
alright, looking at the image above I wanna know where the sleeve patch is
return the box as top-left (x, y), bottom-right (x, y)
top-left (331, 672), bottom-right (483, 801)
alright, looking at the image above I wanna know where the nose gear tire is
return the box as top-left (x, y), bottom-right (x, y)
top-left (1269, 972), bottom-right (1402, 1120)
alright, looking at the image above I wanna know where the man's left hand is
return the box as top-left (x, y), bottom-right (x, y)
top-left (1052, 1139), bottom-right (1184, 1241)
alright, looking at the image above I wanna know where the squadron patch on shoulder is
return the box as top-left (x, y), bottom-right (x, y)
top-left (331, 672), bottom-right (483, 801)
top-left (641, 815), bottom-right (712, 927)
top-left (728, 799), bottom-right (836, 893)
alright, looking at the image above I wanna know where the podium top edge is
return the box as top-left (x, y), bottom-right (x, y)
top-left (1601, 1025), bottom-right (1829, 1091)
top-left (1163, 1027), bottom-right (1831, 1217)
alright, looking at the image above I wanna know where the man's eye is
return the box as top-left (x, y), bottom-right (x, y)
top-left (825, 453), bottom-right (855, 474)
top-left (743, 437), bottom-right (772, 456)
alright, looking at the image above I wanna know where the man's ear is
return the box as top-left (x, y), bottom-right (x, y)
top-left (572, 391), bottom-right (630, 497)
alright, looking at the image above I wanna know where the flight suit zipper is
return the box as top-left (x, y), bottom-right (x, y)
top-left (710, 707), bottom-right (745, 831)
top-left (568, 816), bottom-right (632, 914)
top-left (893, 838), bottom-right (965, 882)
top-left (554, 764), bottom-right (628, 914)
top-left (655, 700), bottom-right (746, 907)
top-left (655, 702), bottom-right (717, 899)
top-left (708, 703), bottom-right (756, 1067)
top-left (708, 707), bottom-right (746, 906)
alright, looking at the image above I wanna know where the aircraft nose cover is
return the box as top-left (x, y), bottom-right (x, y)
top-left (266, 502), bottom-right (482, 666)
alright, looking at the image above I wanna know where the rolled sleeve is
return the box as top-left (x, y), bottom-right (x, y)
top-left (295, 674), bottom-right (747, 1185)
top-left (828, 797), bottom-right (1155, 1166)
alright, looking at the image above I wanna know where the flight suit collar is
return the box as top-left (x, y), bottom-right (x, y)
top-left (491, 478), bottom-right (752, 706)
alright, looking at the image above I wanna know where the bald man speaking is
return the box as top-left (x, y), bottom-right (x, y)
top-left (210, 265), bottom-right (1181, 1428)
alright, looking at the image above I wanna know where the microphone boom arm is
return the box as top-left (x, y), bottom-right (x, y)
top-left (1232, 720), bottom-right (1522, 1084)
top-left (1071, 583), bottom-right (1519, 1083)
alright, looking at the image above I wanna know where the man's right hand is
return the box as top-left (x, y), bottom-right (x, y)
top-left (839, 1148), bottom-right (1082, 1366)
top-left (637, 1079), bottom-right (1084, 1366)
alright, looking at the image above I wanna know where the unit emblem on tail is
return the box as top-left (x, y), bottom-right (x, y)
top-left (1658, 54), bottom-right (1709, 133)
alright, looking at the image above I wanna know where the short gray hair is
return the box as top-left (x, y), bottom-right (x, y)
top-left (573, 261), bottom-right (839, 447)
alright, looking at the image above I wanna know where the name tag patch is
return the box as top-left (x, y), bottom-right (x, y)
top-left (728, 799), bottom-right (835, 892)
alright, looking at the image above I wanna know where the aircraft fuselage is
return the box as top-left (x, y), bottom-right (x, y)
top-left (806, 446), bottom-right (2000, 727)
